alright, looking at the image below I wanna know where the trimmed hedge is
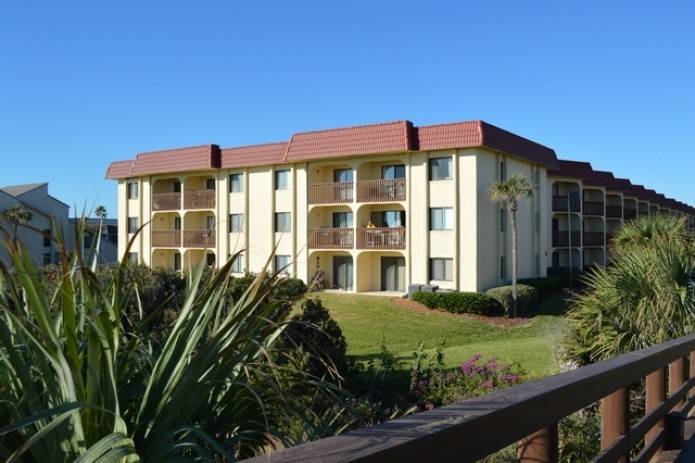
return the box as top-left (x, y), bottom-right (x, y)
top-left (412, 291), bottom-right (504, 316)
top-left (485, 284), bottom-right (539, 315)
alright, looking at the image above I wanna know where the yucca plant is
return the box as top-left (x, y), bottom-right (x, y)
top-left (0, 222), bottom-right (345, 462)
top-left (564, 215), bottom-right (695, 366)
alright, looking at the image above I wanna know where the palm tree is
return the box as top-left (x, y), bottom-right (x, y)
top-left (489, 173), bottom-right (533, 317)
top-left (0, 204), bottom-right (33, 244)
top-left (95, 205), bottom-right (107, 219)
top-left (90, 205), bottom-right (107, 269)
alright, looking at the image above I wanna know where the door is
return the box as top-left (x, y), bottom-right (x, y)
top-left (381, 164), bottom-right (405, 179)
top-left (206, 178), bottom-right (216, 190)
top-left (173, 181), bottom-right (181, 193)
top-left (333, 168), bottom-right (353, 183)
top-left (332, 256), bottom-right (353, 290)
top-left (371, 210), bottom-right (405, 227)
top-left (333, 169), bottom-right (353, 201)
top-left (381, 256), bottom-right (405, 292)
top-left (332, 212), bottom-right (353, 228)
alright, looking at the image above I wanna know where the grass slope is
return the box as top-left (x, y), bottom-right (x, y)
top-left (310, 292), bottom-right (568, 378)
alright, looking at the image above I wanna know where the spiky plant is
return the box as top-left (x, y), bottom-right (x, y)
top-left (564, 215), bottom-right (695, 366)
top-left (0, 205), bottom-right (33, 245)
top-left (0, 226), bottom-right (345, 461)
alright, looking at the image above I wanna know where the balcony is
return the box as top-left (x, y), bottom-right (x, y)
top-left (151, 230), bottom-right (181, 247)
top-left (552, 195), bottom-right (581, 213)
top-left (606, 205), bottom-right (622, 218)
top-left (356, 227), bottom-right (405, 250)
top-left (152, 192), bottom-right (181, 211)
top-left (624, 208), bottom-right (637, 220)
top-left (356, 178), bottom-right (406, 203)
top-left (308, 228), bottom-right (354, 249)
top-left (583, 232), bottom-right (605, 246)
top-left (583, 201), bottom-right (604, 216)
top-left (183, 190), bottom-right (215, 209)
top-left (183, 229), bottom-right (215, 248)
top-left (308, 182), bottom-right (353, 205)
top-left (552, 231), bottom-right (580, 247)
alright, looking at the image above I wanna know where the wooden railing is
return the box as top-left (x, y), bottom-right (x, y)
top-left (584, 201), bottom-right (605, 216)
top-left (606, 205), bottom-right (623, 218)
top-left (552, 195), bottom-right (581, 213)
top-left (308, 228), bottom-right (354, 249)
top-left (245, 334), bottom-right (695, 463)
top-left (356, 227), bottom-right (405, 250)
top-left (152, 192), bottom-right (181, 211)
top-left (183, 190), bottom-right (215, 209)
top-left (583, 231), bottom-right (605, 246)
top-left (151, 230), bottom-right (181, 247)
top-left (308, 182), bottom-right (353, 204)
top-left (183, 229), bottom-right (215, 247)
top-left (356, 178), bottom-right (406, 203)
top-left (552, 231), bottom-right (580, 247)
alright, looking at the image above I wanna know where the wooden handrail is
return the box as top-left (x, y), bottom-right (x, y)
top-left (308, 228), bottom-right (354, 249)
top-left (183, 189), bottom-right (215, 209)
top-left (183, 229), bottom-right (215, 247)
top-left (308, 182), bottom-right (354, 204)
top-left (152, 192), bottom-right (181, 211)
top-left (151, 230), bottom-right (181, 247)
top-left (356, 227), bottom-right (406, 250)
top-left (356, 178), bottom-right (406, 202)
top-left (244, 334), bottom-right (695, 463)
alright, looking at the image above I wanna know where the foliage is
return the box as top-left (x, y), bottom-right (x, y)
top-left (564, 215), bottom-right (695, 366)
top-left (518, 276), bottom-right (570, 298)
top-left (558, 407), bottom-right (601, 462)
top-left (413, 291), bottom-right (504, 316)
top-left (485, 284), bottom-right (539, 315)
top-left (0, 205), bottom-right (33, 243)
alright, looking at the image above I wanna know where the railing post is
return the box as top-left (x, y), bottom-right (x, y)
top-left (664, 357), bottom-right (687, 450)
top-left (689, 353), bottom-right (695, 417)
top-left (669, 357), bottom-right (687, 410)
top-left (517, 424), bottom-right (558, 463)
top-left (601, 387), bottom-right (629, 462)
top-left (646, 367), bottom-right (666, 457)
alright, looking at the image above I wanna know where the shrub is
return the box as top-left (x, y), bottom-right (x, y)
top-left (412, 291), bottom-right (503, 316)
top-left (518, 276), bottom-right (568, 298)
top-left (485, 284), bottom-right (539, 315)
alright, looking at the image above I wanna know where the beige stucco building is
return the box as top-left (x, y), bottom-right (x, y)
top-left (106, 120), bottom-right (695, 293)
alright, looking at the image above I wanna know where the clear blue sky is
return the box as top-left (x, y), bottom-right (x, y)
top-left (1, 1), bottom-right (693, 215)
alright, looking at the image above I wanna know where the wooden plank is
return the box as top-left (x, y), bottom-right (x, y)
top-left (647, 368), bottom-right (667, 458)
top-left (601, 388), bottom-right (629, 462)
top-left (517, 425), bottom-right (558, 463)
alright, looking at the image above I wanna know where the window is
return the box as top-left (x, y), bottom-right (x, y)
top-left (42, 253), bottom-right (51, 265)
top-left (428, 157), bottom-right (452, 180)
top-left (429, 208), bottom-right (453, 230)
top-left (229, 173), bottom-right (243, 193)
top-left (174, 253), bottom-right (181, 271)
top-left (333, 168), bottom-right (353, 183)
top-left (127, 181), bottom-right (139, 199)
top-left (500, 160), bottom-right (507, 181)
top-left (206, 178), bottom-right (216, 190)
top-left (231, 253), bottom-right (244, 273)
top-left (229, 214), bottom-right (244, 233)
top-left (370, 210), bottom-right (405, 227)
top-left (275, 212), bottom-right (291, 232)
top-left (381, 164), bottom-right (405, 179)
top-left (173, 181), bottom-right (181, 193)
top-left (429, 258), bottom-right (453, 281)
top-left (500, 209), bottom-right (506, 232)
top-left (500, 256), bottom-right (506, 279)
top-left (205, 216), bottom-right (216, 231)
top-left (128, 252), bottom-right (138, 265)
top-left (275, 169), bottom-right (290, 190)
top-left (42, 229), bottom-right (51, 247)
top-left (127, 217), bottom-right (139, 234)
top-left (206, 253), bottom-right (216, 267)
top-left (332, 212), bottom-right (353, 228)
top-left (274, 255), bottom-right (291, 273)
top-left (174, 217), bottom-right (181, 230)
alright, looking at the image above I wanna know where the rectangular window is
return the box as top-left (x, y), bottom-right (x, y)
top-left (206, 253), bottom-right (216, 267)
top-left (205, 216), bottom-right (216, 231)
top-left (333, 168), bottom-right (353, 183)
top-left (128, 252), bottom-right (138, 265)
top-left (500, 160), bottom-right (507, 181)
top-left (381, 164), bottom-right (406, 179)
top-left (127, 217), bottom-right (139, 234)
top-left (275, 169), bottom-right (290, 190)
top-left (370, 210), bottom-right (405, 227)
top-left (274, 255), bottom-right (291, 274)
top-left (500, 209), bottom-right (506, 232)
top-left (206, 178), bottom-right (216, 190)
top-left (174, 217), bottom-right (181, 230)
top-left (174, 253), bottom-right (181, 271)
top-left (127, 181), bottom-right (139, 199)
top-left (500, 256), bottom-right (506, 279)
top-left (173, 181), bottom-right (181, 193)
top-left (332, 212), bottom-right (353, 228)
top-left (229, 214), bottom-right (244, 233)
top-left (275, 212), bottom-right (291, 232)
top-left (429, 258), bottom-right (453, 281)
top-left (231, 253), bottom-right (244, 273)
top-left (42, 253), bottom-right (51, 265)
top-left (429, 207), bottom-right (453, 230)
top-left (428, 157), bottom-right (452, 180)
top-left (229, 173), bottom-right (244, 193)
top-left (42, 229), bottom-right (51, 247)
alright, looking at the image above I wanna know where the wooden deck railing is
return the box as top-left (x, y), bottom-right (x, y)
top-left (183, 229), bottom-right (215, 247)
top-left (356, 227), bottom-right (405, 250)
top-left (583, 201), bottom-right (605, 216)
top-left (183, 190), bottom-right (215, 209)
top-left (245, 334), bottom-right (695, 463)
top-left (152, 192), bottom-right (181, 211)
top-left (356, 178), bottom-right (406, 203)
top-left (308, 228), bottom-right (354, 249)
top-left (583, 232), bottom-right (605, 246)
top-left (552, 195), bottom-right (581, 213)
top-left (151, 230), bottom-right (181, 247)
top-left (308, 182), bottom-right (354, 204)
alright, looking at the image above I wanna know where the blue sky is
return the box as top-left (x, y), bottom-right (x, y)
top-left (1, 1), bottom-right (693, 215)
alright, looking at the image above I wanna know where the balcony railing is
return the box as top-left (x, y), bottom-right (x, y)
top-left (356, 178), bottom-right (406, 203)
top-left (308, 182), bottom-right (354, 204)
top-left (308, 228), bottom-right (354, 249)
top-left (552, 195), bottom-right (581, 213)
top-left (552, 231), bottom-right (580, 247)
top-left (152, 192), bottom-right (181, 211)
top-left (583, 200), bottom-right (605, 216)
top-left (183, 190), bottom-right (215, 209)
top-left (624, 208), bottom-right (637, 220)
top-left (606, 205), bottom-right (623, 218)
top-left (583, 231), bottom-right (605, 246)
top-left (356, 227), bottom-right (406, 250)
top-left (183, 229), bottom-right (215, 248)
top-left (151, 230), bottom-right (181, 247)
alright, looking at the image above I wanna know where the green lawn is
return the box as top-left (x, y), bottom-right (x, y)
top-left (308, 292), bottom-right (568, 378)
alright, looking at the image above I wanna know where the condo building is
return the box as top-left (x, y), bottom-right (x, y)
top-left (106, 120), bottom-right (695, 294)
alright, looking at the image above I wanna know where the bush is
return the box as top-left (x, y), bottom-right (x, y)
top-left (518, 276), bottom-right (569, 298)
top-left (412, 291), bottom-right (503, 316)
top-left (485, 284), bottom-right (539, 315)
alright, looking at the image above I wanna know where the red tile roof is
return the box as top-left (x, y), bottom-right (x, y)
top-left (221, 142), bottom-right (288, 168)
top-left (106, 145), bottom-right (220, 179)
top-left (105, 160), bottom-right (135, 179)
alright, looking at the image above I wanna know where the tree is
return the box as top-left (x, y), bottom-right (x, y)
top-left (489, 173), bottom-right (533, 317)
top-left (0, 205), bottom-right (33, 244)
top-left (95, 205), bottom-right (107, 219)
top-left (90, 205), bottom-right (108, 269)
